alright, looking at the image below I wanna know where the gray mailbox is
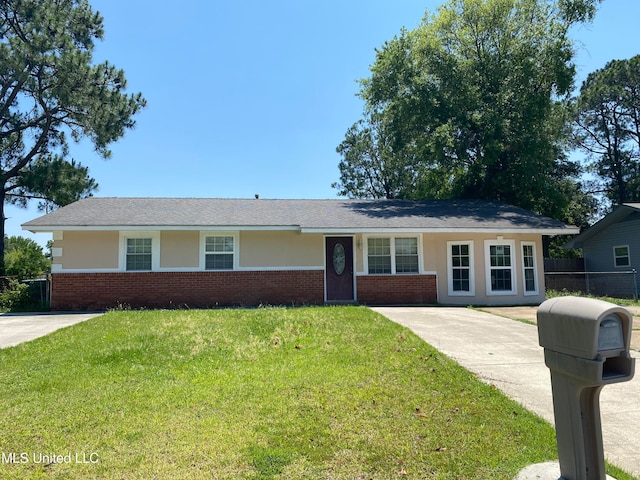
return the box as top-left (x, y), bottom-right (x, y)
top-left (537, 296), bottom-right (635, 480)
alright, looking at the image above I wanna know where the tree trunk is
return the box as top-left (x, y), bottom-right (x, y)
top-left (0, 186), bottom-right (6, 277)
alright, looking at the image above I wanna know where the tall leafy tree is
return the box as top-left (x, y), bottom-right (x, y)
top-left (4, 235), bottom-right (50, 279)
top-left (334, 109), bottom-right (432, 199)
top-left (0, 0), bottom-right (146, 274)
top-left (336, 0), bottom-right (601, 222)
top-left (573, 54), bottom-right (640, 206)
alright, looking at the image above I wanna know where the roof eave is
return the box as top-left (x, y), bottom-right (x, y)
top-left (24, 225), bottom-right (579, 235)
top-left (22, 225), bottom-right (302, 233)
top-left (562, 204), bottom-right (640, 248)
top-left (302, 227), bottom-right (579, 234)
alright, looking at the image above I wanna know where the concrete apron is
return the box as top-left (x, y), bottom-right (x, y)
top-left (372, 307), bottom-right (640, 479)
top-left (516, 461), bottom-right (616, 479)
top-left (0, 312), bottom-right (103, 349)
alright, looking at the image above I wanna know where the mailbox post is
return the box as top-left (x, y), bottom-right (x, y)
top-left (537, 296), bottom-right (635, 480)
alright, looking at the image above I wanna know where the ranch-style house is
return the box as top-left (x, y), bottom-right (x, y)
top-left (22, 197), bottom-right (579, 310)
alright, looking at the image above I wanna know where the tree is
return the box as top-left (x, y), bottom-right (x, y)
top-left (333, 109), bottom-right (433, 199)
top-left (0, 0), bottom-right (146, 274)
top-left (12, 156), bottom-right (98, 212)
top-left (573, 55), bottom-right (640, 206)
top-left (335, 0), bottom-right (601, 222)
top-left (4, 235), bottom-right (50, 279)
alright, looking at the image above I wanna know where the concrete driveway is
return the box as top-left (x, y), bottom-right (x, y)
top-left (372, 306), bottom-right (640, 478)
top-left (0, 312), bottom-right (103, 348)
top-left (481, 306), bottom-right (640, 352)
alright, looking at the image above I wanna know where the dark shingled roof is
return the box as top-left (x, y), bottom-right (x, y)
top-left (22, 197), bottom-right (578, 234)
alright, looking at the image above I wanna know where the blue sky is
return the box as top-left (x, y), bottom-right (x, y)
top-left (12, 0), bottom-right (640, 246)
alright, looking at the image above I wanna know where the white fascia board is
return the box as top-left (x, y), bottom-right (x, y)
top-left (301, 227), bottom-right (580, 235)
top-left (23, 225), bottom-right (302, 232)
top-left (26, 225), bottom-right (579, 235)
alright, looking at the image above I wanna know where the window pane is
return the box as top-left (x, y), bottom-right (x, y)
top-left (206, 253), bottom-right (233, 270)
top-left (396, 255), bottom-right (418, 273)
top-left (368, 255), bottom-right (391, 274)
top-left (126, 254), bottom-right (151, 271)
top-left (491, 269), bottom-right (512, 291)
top-left (453, 269), bottom-right (470, 291)
top-left (127, 238), bottom-right (151, 254)
top-left (395, 238), bottom-right (417, 255)
top-left (368, 238), bottom-right (390, 256)
top-left (614, 246), bottom-right (628, 256)
top-left (490, 244), bottom-right (511, 267)
top-left (525, 269), bottom-right (536, 292)
top-left (206, 236), bottom-right (234, 252)
top-left (615, 256), bottom-right (630, 267)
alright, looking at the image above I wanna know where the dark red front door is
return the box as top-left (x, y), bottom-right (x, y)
top-left (325, 237), bottom-right (355, 302)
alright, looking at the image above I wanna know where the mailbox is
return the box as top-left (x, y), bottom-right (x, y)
top-left (537, 296), bottom-right (635, 480)
top-left (538, 296), bottom-right (634, 385)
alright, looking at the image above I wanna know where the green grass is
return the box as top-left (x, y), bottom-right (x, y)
top-left (0, 307), bottom-right (632, 479)
top-left (546, 289), bottom-right (640, 308)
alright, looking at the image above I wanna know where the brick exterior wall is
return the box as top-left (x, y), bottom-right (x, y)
top-left (51, 270), bottom-right (325, 310)
top-left (356, 274), bottom-right (437, 305)
top-left (50, 271), bottom-right (438, 310)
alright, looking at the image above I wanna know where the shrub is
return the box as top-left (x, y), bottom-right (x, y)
top-left (0, 280), bottom-right (32, 310)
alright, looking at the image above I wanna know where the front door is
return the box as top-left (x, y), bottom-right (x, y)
top-left (325, 236), bottom-right (355, 302)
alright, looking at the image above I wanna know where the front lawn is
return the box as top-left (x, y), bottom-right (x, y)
top-left (0, 307), bottom-right (608, 478)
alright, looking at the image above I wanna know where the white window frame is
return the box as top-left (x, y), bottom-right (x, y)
top-left (447, 241), bottom-right (475, 296)
top-left (613, 245), bottom-right (631, 268)
top-left (119, 231), bottom-right (160, 272)
top-left (200, 232), bottom-right (239, 271)
top-left (521, 241), bottom-right (539, 296)
top-left (363, 235), bottom-right (422, 275)
top-left (484, 239), bottom-right (517, 296)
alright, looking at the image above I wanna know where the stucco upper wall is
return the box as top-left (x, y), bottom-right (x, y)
top-left (54, 231), bottom-right (119, 269)
top-left (239, 231), bottom-right (323, 268)
top-left (52, 229), bottom-right (325, 271)
top-left (160, 231), bottom-right (199, 268)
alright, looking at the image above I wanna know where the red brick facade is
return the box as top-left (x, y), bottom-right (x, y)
top-left (50, 271), bottom-right (438, 310)
top-left (51, 271), bottom-right (325, 310)
top-left (356, 274), bottom-right (438, 305)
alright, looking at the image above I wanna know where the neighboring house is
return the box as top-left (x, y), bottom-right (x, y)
top-left (564, 203), bottom-right (640, 298)
top-left (22, 197), bottom-right (578, 310)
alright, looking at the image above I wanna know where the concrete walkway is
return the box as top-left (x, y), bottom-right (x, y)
top-left (0, 312), bottom-right (103, 348)
top-left (372, 306), bottom-right (640, 478)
